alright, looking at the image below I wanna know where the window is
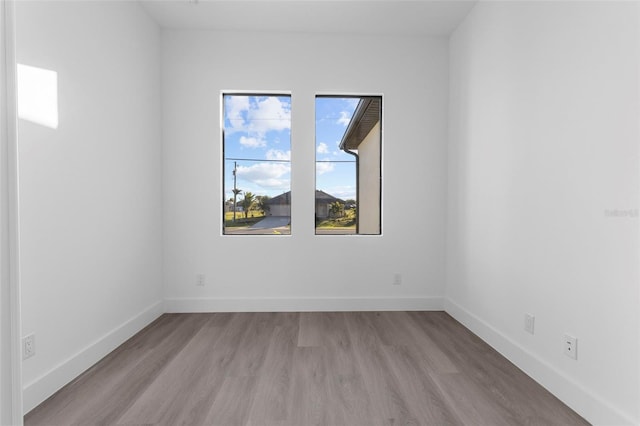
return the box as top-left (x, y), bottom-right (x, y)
top-left (223, 94), bottom-right (291, 235)
top-left (315, 96), bottom-right (382, 235)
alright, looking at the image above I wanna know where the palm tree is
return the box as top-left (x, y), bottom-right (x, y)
top-left (232, 188), bottom-right (242, 222)
top-left (256, 195), bottom-right (271, 216)
top-left (240, 192), bottom-right (255, 219)
top-left (329, 201), bottom-right (344, 218)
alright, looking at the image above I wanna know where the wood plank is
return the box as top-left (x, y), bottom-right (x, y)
top-left (344, 312), bottom-right (419, 426)
top-left (115, 315), bottom-right (225, 424)
top-left (297, 312), bottom-right (323, 347)
top-left (432, 372), bottom-right (519, 426)
top-left (25, 314), bottom-right (207, 426)
top-left (375, 311), bottom-right (459, 374)
top-left (380, 344), bottom-right (464, 425)
top-left (324, 373), bottom-right (374, 426)
top-left (203, 376), bottom-right (258, 426)
top-left (224, 312), bottom-right (277, 378)
top-left (298, 312), bottom-right (359, 376)
top-left (298, 312), bottom-right (374, 425)
top-left (246, 319), bottom-right (298, 425)
top-left (287, 346), bottom-right (329, 426)
top-left (117, 312), bottom-right (254, 425)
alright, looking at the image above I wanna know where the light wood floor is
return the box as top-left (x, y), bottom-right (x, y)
top-left (25, 312), bottom-right (589, 426)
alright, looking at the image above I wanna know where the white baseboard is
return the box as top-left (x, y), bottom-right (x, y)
top-left (164, 296), bottom-right (444, 313)
top-left (22, 301), bottom-right (164, 414)
top-left (444, 298), bottom-right (637, 426)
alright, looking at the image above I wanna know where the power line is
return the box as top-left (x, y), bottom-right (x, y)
top-left (225, 117), bottom-right (291, 121)
top-left (225, 157), bottom-right (290, 163)
top-left (224, 158), bottom-right (355, 164)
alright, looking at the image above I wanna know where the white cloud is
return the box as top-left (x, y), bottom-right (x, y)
top-left (316, 162), bottom-right (335, 176)
top-left (337, 111), bottom-right (352, 126)
top-left (225, 95), bottom-right (291, 137)
top-left (317, 142), bottom-right (329, 154)
top-left (345, 98), bottom-right (360, 109)
top-left (237, 162), bottom-right (290, 190)
top-left (248, 97), bottom-right (291, 135)
top-left (326, 185), bottom-right (356, 200)
top-left (266, 149), bottom-right (291, 161)
top-left (239, 136), bottom-right (265, 148)
top-left (225, 96), bottom-right (250, 125)
top-left (252, 178), bottom-right (290, 190)
top-left (331, 140), bottom-right (344, 156)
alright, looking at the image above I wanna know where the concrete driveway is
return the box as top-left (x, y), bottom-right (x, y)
top-left (250, 216), bottom-right (290, 229)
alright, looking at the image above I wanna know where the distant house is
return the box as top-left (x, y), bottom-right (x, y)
top-left (314, 190), bottom-right (345, 219)
top-left (267, 191), bottom-right (291, 216)
top-left (224, 200), bottom-right (243, 213)
top-left (266, 190), bottom-right (344, 219)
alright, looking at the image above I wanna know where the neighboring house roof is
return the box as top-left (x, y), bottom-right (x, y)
top-left (267, 191), bottom-right (291, 205)
top-left (340, 97), bottom-right (381, 150)
top-left (267, 190), bottom-right (344, 205)
top-left (315, 189), bottom-right (345, 204)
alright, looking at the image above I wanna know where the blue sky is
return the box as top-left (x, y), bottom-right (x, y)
top-left (315, 97), bottom-right (359, 201)
top-left (223, 95), bottom-right (358, 202)
top-left (223, 95), bottom-right (292, 201)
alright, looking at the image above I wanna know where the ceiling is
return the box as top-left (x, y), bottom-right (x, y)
top-left (139, 1), bottom-right (477, 36)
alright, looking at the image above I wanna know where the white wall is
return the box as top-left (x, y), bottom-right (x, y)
top-left (162, 31), bottom-right (449, 311)
top-left (1, 4), bottom-right (11, 422)
top-left (448, 2), bottom-right (639, 425)
top-left (15, 1), bottom-right (163, 413)
top-left (1, 1), bottom-right (23, 423)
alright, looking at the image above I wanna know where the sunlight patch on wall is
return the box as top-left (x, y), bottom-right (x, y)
top-left (17, 64), bottom-right (59, 129)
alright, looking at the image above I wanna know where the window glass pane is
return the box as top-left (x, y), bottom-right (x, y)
top-left (223, 94), bottom-right (291, 235)
top-left (315, 96), bottom-right (382, 235)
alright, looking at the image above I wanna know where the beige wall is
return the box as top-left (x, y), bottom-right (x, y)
top-left (269, 205), bottom-right (291, 216)
top-left (316, 203), bottom-right (328, 219)
top-left (357, 122), bottom-right (381, 234)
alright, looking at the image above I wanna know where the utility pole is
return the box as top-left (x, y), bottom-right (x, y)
top-left (232, 161), bottom-right (240, 223)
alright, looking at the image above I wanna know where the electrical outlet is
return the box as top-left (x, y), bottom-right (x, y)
top-left (524, 313), bottom-right (535, 334)
top-left (23, 334), bottom-right (35, 360)
top-left (196, 274), bottom-right (205, 286)
top-left (393, 273), bottom-right (402, 286)
top-left (564, 334), bottom-right (577, 360)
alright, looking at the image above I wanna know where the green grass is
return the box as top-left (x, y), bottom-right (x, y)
top-left (224, 210), bottom-right (357, 229)
top-left (315, 209), bottom-right (356, 228)
top-left (224, 211), bottom-right (266, 228)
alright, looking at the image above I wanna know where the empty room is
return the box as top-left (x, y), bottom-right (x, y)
top-left (1, 0), bottom-right (638, 425)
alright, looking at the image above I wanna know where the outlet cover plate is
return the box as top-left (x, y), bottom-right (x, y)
top-left (393, 273), bottom-right (402, 286)
top-left (524, 313), bottom-right (535, 334)
top-left (23, 334), bottom-right (35, 360)
top-left (564, 334), bottom-right (577, 360)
